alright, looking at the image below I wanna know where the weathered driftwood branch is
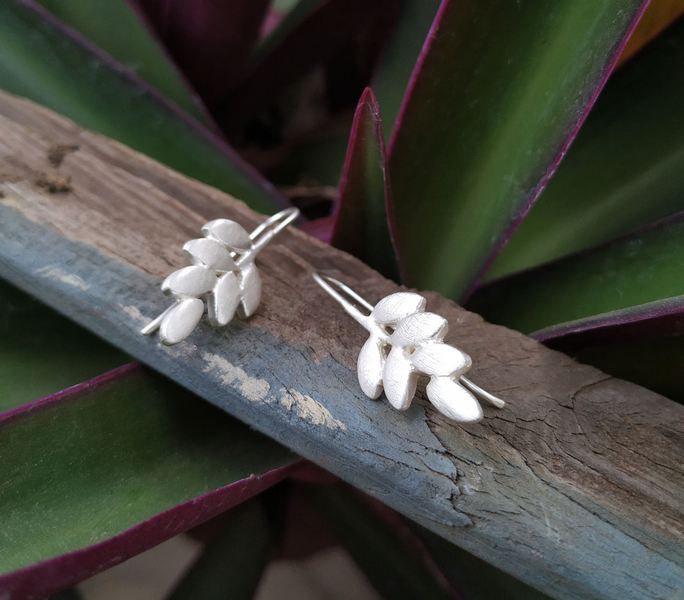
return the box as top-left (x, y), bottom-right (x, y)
top-left (0, 90), bottom-right (682, 600)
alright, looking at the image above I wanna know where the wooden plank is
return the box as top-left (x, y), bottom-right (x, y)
top-left (0, 90), bottom-right (682, 599)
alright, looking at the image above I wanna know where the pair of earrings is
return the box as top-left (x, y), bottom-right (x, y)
top-left (141, 208), bottom-right (505, 423)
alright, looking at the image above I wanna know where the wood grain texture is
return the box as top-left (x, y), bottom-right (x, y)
top-left (0, 90), bottom-right (682, 600)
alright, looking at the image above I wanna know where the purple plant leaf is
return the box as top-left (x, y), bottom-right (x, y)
top-left (299, 215), bottom-right (335, 243)
top-left (0, 363), bottom-right (297, 598)
top-left (468, 212), bottom-right (684, 345)
top-left (387, 0), bottom-right (650, 301)
top-left (330, 88), bottom-right (399, 279)
top-left (36, 0), bottom-right (212, 124)
top-left (535, 297), bottom-right (684, 347)
top-left (218, 0), bottom-right (397, 131)
top-left (3, 0), bottom-right (286, 213)
top-left (132, 0), bottom-right (272, 107)
top-left (371, 0), bottom-right (441, 139)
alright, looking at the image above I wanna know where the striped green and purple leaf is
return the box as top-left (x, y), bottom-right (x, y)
top-left (0, 364), bottom-right (295, 598)
top-left (388, 0), bottom-right (648, 299)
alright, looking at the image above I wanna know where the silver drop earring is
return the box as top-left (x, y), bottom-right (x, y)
top-left (313, 273), bottom-right (505, 423)
top-left (141, 207), bottom-right (299, 345)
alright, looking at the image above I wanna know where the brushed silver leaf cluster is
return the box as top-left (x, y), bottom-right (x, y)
top-left (141, 208), bottom-right (298, 345)
top-left (362, 292), bottom-right (482, 422)
top-left (313, 276), bottom-right (505, 423)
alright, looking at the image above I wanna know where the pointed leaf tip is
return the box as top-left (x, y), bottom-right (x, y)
top-left (330, 85), bottom-right (399, 280)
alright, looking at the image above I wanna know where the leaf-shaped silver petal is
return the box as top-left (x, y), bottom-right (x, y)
top-left (207, 271), bottom-right (240, 326)
top-left (183, 238), bottom-right (237, 271)
top-left (238, 264), bottom-right (262, 318)
top-left (382, 347), bottom-right (417, 410)
top-left (371, 292), bottom-right (426, 325)
top-left (202, 219), bottom-right (252, 251)
top-left (426, 377), bottom-right (483, 422)
top-left (161, 265), bottom-right (216, 297)
top-left (159, 298), bottom-right (204, 345)
top-left (390, 312), bottom-right (447, 347)
top-left (357, 335), bottom-right (385, 399)
top-left (411, 343), bottom-right (472, 377)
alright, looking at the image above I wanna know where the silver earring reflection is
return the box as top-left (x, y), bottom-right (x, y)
top-left (313, 273), bottom-right (505, 423)
top-left (141, 207), bottom-right (299, 345)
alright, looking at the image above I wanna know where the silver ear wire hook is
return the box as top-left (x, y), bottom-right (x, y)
top-left (246, 207), bottom-right (300, 262)
top-left (140, 208), bottom-right (299, 345)
top-left (313, 273), bottom-right (505, 422)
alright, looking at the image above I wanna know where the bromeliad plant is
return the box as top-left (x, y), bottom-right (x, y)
top-left (1, 0), bottom-right (683, 596)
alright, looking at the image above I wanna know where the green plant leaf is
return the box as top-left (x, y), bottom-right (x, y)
top-left (35, 0), bottom-right (207, 122)
top-left (0, 279), bottom-right (127, 412)
top-left (388, 0), bottom-right (647, 300)
top-left (372, 0), bottom-right (439, 138)
top-left (0, 364), bottom-right (295, 598)
top-left (468, 214), bottom-right (684, 337)
top-left (488, 16), bottom-right (684, 280)
top-left (330, 88), bottom-right (398, 279)
top-left (0, 0), bottom-right (284, 213)
top-left (168, 500), bottom-right (272, 600)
